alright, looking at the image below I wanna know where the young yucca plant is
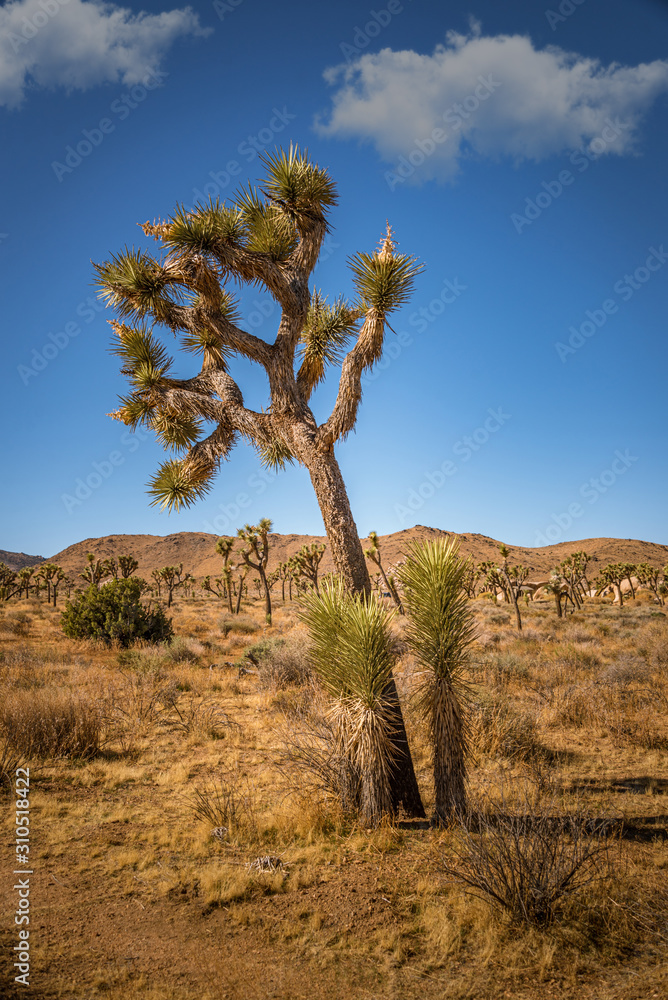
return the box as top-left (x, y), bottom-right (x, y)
top-left (398, 538), bottom-right (477, 825)
top-left (298, 579), bottom-right (398, 825)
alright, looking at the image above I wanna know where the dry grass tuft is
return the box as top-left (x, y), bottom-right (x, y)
top-left (0, 687), bottom-right (101, 759)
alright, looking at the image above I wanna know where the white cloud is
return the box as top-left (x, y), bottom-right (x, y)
top-left (315, 28), bottom-right (668, 182)
top-left (0, 0), bottom-right (211, 109)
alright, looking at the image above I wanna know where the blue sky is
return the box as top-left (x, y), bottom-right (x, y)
top-left (1, 0), bottom-right (667, 557)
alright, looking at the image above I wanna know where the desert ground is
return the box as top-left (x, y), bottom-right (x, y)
top-left (1, 538), bottom-right (667, 1000)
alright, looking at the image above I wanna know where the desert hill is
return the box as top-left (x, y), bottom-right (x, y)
top-left (0, 549), bottom-right (45, 571)
top-left (45, 527), bottom-right (668, 584)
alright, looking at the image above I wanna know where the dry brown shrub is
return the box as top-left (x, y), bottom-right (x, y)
top-left (161, 689), bottom-right (233, 738)
top-left (0, 688), bottom-right (101, 759)
top-left (0, 737), bottom-right (28, 792)
top-left (559, 642), bottom-right (602, 671)
top-left (0, 612), bottom-right (31, 636)
top-left (607, 710), bottom-right (668, 750)
top-left (244, 635), bottom-right (313, 691)
top-left (442, 792), bottom-right (616, 928)
top-left (638, 621), bottom-right (668, 669)
top-left (469, 697), bottom-right (546, 764)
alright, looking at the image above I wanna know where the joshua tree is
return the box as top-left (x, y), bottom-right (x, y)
top-left (232, 563), bottom-right (248, 615)
top-left (38, 562), bottom-right (64, 603)
top-left (636, 562), bottom-right (665, 605)
top-left (286, 555), bottom-right (302, 600)
top-left (80, 553), bottom-right (106, 589)
top-left (597, 563), bottom-right (626, 606)
top-left (552, 551), bottom-right (590, 612)
top-left (94, 148), bottom-right (424, 800)
top-left (479, 559), bottom-right (506, 603)
top-left (398, 538), bottom-right (477, 824)
top-left (275, 560), bottom-right (291, 601)
top-left (364, 531), bottom-right (403, 612)
top-left (150, 568), bottom-right (162, 598)
top-left (0, 563), bottom-right (19, 601)
top-left (95, 146), bottom-right (421, 595)
top-left (460, 561), bottom-right (481, 599)
top-left (237, 518), bottom-right (273, 623)
top-left (619, 562), bottom-right (637, 599)
top-left (105, 557), bottom-right (119, 580)
top-left (51, 568), bottom-right (65, 607)
top-left (545, 574), bottom-right (566, 618)
top-left (118, 554), bottom-right (139, 579)
top-left (159, 564), bottom-right (185, 608)
top-left (496, 545), bottom-right (528, 631)
top-left (294, 542), bottom-right (326, 595)
top-left (215, 536), bottom-right (235, 613)
top-left (17, 567), bottom-right (34, 599)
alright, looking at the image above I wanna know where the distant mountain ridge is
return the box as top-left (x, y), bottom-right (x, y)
top-left (0, 550), bottom-right (45, 571)
top-left (35, 528), bottom-right (668, 584)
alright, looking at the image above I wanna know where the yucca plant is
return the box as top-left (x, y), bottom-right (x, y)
top-left (399, 538), bottom-right (477, 825)
top-left (299, 579), bottom-right (401, 825)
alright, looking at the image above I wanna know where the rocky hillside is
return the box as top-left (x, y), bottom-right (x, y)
top-left (0, 550), bottom-right (45, 571)
top-left (45, 527), bottom-right (668, 585)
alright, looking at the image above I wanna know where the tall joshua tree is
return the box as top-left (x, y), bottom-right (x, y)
top-left (80, 553), bottom-right (106, 590)
top-left (218, 537), bottom-right (235, 607)
top-left (238, 518), bottom-right (272, 623)
top-left (94, 146), bottom-right (421, 594)
top-left (364, 531), bottom-right (403, 612)
top-left (159, 563), bottom-right (185, 608)
top-left (95, 146), bottom-right (423, 808)
top-left (17, 567), bottom-right (34, 599)
top-left (496, 545), bottom-right (529, 631)
top-left (295, 541), bottom-right (326, 594)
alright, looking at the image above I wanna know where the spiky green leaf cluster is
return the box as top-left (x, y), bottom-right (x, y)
top-left (297, 291), bottom-right (359, 391)
top-left (298, 579), bottom-right (396, 708)
top-left (349, 251), bottom-right (423, 314)
top-left (256, 438), bottom-right (295, 471)
top-left (261, 145), bottom-right (338, 216)
top-left (163, 201), bottom-right (245, 256)
top-left (147, 459), bottom-right (214, 511)
top-left (398, 538), bottom-right (477, 686)
top-left (112, 393), bottom-right (155, 429)
top-left (111, 324), bottom-right (173, 391)
top-left (150, 412), bottom-right (203, 451)
top-left (234, 184), bottom-right (298, 260)
top-left (94, 248), bottom-right (178, 322)
top-left (181, 327), bottom-right (232, 370)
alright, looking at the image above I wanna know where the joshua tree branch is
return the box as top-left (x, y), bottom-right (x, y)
top-left (316, 310), bottom-right (384, 449)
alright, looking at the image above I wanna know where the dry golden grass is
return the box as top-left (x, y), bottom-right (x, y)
top-left (0, 590), bottom-right (666, 999)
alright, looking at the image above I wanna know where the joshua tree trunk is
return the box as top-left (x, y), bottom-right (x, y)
top-left (432, 678), bottom-right (467, 823)
top-left (297, 440), bottom-right (424, 816)
top-left (259, 567), bottom-right (271, 622)
top-left (301, 443), bottom-right (371, 595)
top-left (383, 675), bottom-right (426, 818)
top-left (499, 567), bottom-right (522, 631)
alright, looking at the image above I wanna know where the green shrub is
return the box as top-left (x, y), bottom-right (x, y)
top-left (61, 579), bottom-right (172, 647)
